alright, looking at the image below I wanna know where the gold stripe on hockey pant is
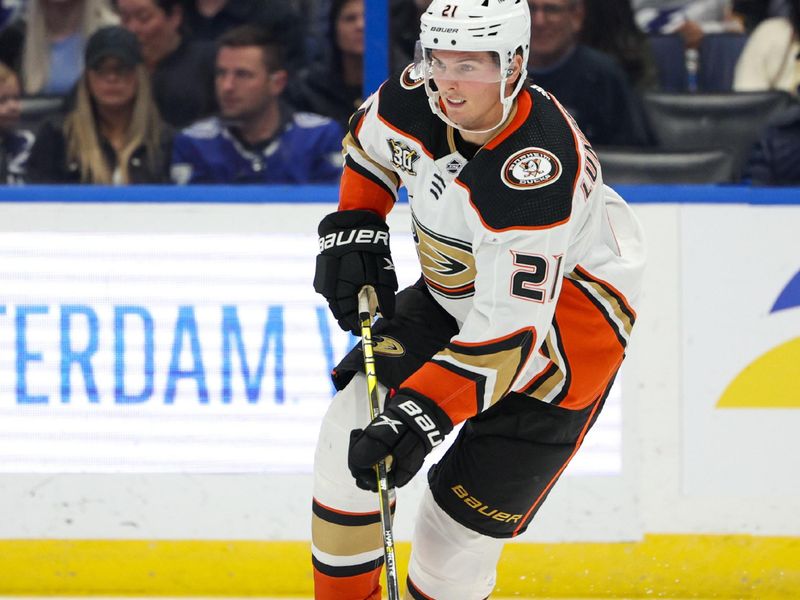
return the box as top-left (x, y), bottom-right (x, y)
top-left (311, 499), bottom-right (389, 558)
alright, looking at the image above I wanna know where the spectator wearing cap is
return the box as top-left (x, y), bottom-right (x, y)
top-left (170, 25), bottom-right (343, 184)
top-left (116, 0), bottom-right (217, 128)
top-left (25, 25), bottom-right (172, 184)
top-left (0, 61), bottom-right (34, 184)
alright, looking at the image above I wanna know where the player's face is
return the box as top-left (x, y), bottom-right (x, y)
top-left (0, 75), bottom-right (21, 132)
top-left (86, 57), bottom-right (139, 111)
top-left (336, 0), bottom-right (364, 58)
top-left (430, 50), bottom-right (506, 132)
top-left (527, 0), bottom-right (583, 67)
top-left (215, 46), bottom-right (286, 122)
top-left (117, 0), bottom-right (182, 66)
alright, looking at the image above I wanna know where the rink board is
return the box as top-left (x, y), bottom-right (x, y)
top-left (0, 187), bottom-right (798, 597)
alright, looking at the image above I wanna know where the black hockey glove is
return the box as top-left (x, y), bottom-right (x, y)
top-left (313, 209), bottom-right (398, 334)
top-left (348, 390), bottom-right (453, 491)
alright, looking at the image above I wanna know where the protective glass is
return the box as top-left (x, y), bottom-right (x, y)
top-left (414, 41), bottom-right (504, 83)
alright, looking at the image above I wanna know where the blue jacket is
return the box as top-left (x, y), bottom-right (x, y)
top-left (744, 103), bottom-right (800, 186)
top-left (171, 109), bottom-right (343, 184)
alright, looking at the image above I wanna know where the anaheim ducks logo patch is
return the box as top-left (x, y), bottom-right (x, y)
top-left (372, 335), bottom-right (406, 357)
top-left (400, 63), bottom-right (425, 90)
top-left (502, 147), bottom-right (562, 190)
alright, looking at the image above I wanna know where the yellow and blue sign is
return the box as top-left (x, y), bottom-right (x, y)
top-left (718, 270), bottom-right (800, 409)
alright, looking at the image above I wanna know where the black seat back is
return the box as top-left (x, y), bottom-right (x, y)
top-left (597, 147), bottom-right (736, 184)
top-left (642, 91), bottom-right (793, 177)
top-left (19, 95), bottom-right (64, 133)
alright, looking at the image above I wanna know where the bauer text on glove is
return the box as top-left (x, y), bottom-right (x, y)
top-left (348, 390), bottom-right (453, 491)
top-left (313, 209), bottom-right (398, 334)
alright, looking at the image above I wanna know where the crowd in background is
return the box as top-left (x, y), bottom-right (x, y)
top-left (0, 0), bottom-right (798, 187)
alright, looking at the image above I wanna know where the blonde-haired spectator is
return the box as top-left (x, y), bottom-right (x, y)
top-left (25, 26), bottom-right (172, 184)
top-left (0, 0), bottom-right (118, 96)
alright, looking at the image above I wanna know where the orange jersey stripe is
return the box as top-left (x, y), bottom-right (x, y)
top-left (402, 361), bottom-right (478, 425)
top-left (553, 279), bottom-right (625, 410)
top-left (338, 166), bottom-right (394, 218)
top-left (313, 565), bottom-right (382, 600)
top-left (484, 87), bottom-right (533, 151)
top-left (550, 94), bottom-right (584, 198)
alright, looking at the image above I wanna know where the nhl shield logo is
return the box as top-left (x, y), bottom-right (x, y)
top-left (501, 147), bottom-right (562, 190)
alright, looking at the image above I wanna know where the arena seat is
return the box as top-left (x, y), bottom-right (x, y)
top-left (596, 147), bottom-right (736, 184)
top-left (641, 91), bottom-right (793, 178)
top-left (697, 33), bottom-right (748, 92)
top-left (19, 95), bottom-right (64, 132)
top-left (648, 34), bottom-right (688, 92)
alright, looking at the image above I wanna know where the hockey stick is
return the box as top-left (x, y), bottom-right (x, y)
top-left (357, 285), bottom-right (401, 600)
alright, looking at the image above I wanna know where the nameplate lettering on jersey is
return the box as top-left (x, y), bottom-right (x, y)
top-left (501, 147), bottom-right (562, 190)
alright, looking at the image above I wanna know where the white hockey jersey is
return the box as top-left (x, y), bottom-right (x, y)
top-left (339, 65), bottom-right (646, 425)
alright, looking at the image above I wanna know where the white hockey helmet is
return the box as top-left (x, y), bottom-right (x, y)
top-left (417, 0), bottom-right (531, 133)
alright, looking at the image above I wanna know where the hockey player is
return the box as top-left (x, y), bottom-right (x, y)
top-left (312, 0), bottom-right (646, 598)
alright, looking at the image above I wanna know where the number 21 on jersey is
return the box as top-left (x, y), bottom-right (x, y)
top-left (510, 252), bottom-right (564, 303)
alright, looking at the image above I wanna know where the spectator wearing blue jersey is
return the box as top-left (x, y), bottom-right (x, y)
top-left (171, 25), bottom-right (343, 184)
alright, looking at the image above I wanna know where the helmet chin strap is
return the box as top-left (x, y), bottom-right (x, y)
top-left (424, 72), bottom-right (525, 136)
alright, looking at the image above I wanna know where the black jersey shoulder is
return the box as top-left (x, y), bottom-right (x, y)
top-left (376, 64), bottom-right (452, 160)
top-left (457, 86), bottom-right (580, 231)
